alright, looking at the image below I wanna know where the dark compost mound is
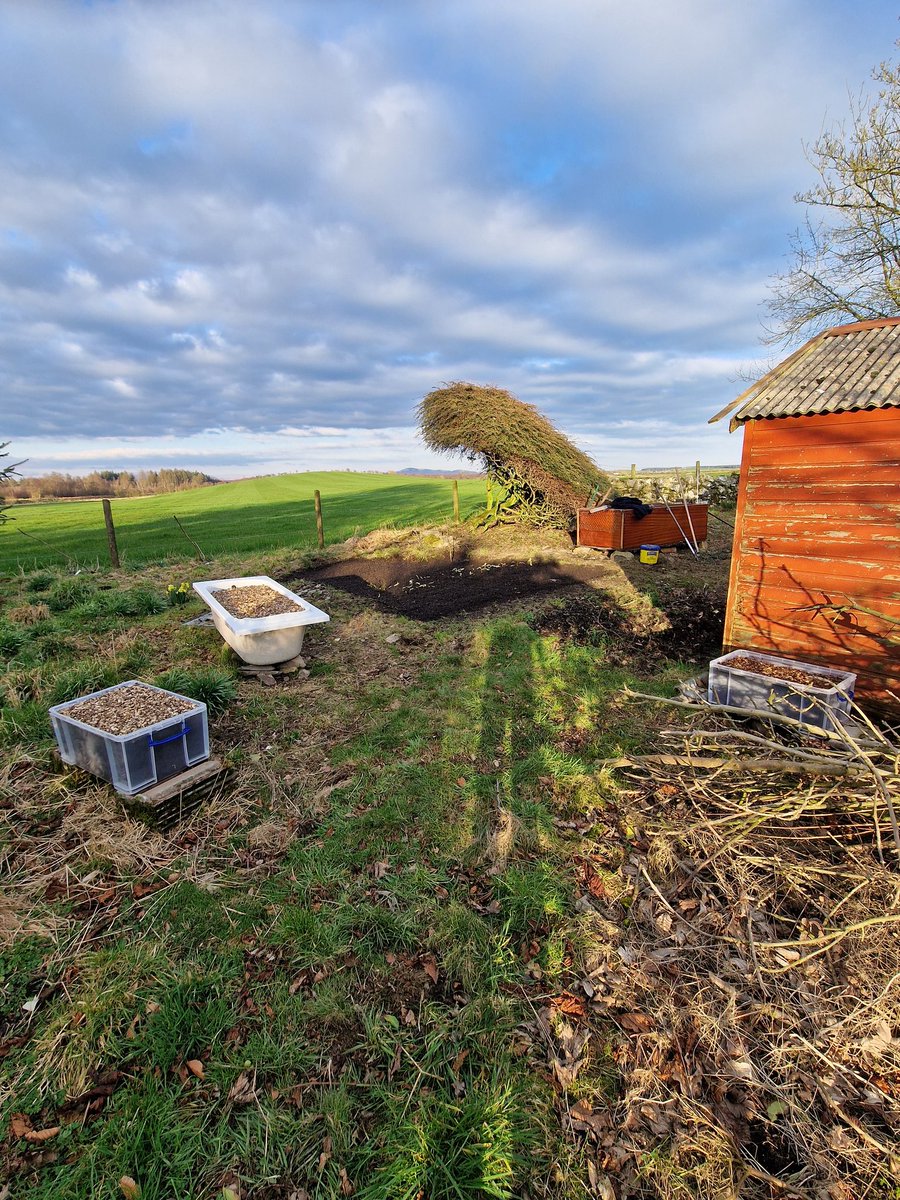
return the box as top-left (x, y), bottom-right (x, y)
top-left (292, 556), bottom-right (612, 621)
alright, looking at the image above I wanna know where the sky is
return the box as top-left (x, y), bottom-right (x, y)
top-left (2, 0), bottom-right (898, 478)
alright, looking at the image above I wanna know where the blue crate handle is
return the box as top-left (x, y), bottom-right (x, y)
top-left (148, 722), bottom-right (188, 748)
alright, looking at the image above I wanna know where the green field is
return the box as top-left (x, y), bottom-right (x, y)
top-left (0, 473), bottom-right (488, 574)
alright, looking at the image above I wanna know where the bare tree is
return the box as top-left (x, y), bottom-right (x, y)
top-left (767, 51), bottom-right (900, 345)
top-left (0, 442), bottom-right (25, 525)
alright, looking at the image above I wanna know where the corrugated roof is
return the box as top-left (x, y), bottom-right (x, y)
top-left (709, 317), bottom-right (900, 430)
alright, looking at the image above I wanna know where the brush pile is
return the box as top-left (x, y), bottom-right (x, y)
top-left (418, 382), bottom-right (606, 528)
top-left (550, 700), bottom-right (900, 1198)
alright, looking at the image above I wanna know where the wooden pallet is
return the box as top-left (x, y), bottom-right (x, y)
top-left (121, 757), bottom-right (230, 829)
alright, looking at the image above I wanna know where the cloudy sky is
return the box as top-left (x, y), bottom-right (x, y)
top-left (2, 1), bottom-right (898, 478)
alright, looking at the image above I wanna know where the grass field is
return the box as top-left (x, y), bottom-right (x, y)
top-left (0, 474), bottom-right (488, 575)
top-left (2, 520), bottom-right (894, 1199)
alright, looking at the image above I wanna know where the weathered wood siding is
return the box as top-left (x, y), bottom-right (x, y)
top-left (724, 407), bottom-right (900, 713)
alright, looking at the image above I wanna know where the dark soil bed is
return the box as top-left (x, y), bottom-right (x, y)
top-left (290, 555), bottom-right (613, 620)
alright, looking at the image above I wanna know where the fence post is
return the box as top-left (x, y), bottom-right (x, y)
top-left (452, 479), bottom-right (460, 523)
top-left (101, 498), bottom-right (120, 568)
top-left (314, 489), bottom-right (325, 549)
top-left (630, 463), bottom-right (636, 483)
top-left (695, 459), bottom-right (701, 498)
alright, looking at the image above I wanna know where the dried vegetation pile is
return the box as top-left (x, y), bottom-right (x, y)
top-left (418, 382), bottom-right (606, 527)
top-left (549, 698), bottom-right (900, 1198)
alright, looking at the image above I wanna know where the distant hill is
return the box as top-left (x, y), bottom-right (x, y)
top-left (397, 467), bottom-right (484, 477)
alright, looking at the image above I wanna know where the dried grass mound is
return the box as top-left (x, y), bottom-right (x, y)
top-left (418, 382), bottom-right (606, 527)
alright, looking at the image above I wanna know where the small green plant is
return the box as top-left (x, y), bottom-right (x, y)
top-left (47, 663), bottom-right (120, 705)
top-left (166, 581), bottom-right (191, 606)
top-left (47, 575), bottom-right (95, 612)
top-left (25, 571), bottom-right (54, 593)
top-left (154, 667), bottom-right (237, 714)
top-left (0, 621), bottom-right (28, 660)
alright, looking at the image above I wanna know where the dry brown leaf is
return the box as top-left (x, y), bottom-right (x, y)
top-left (227, 1070), bottom-right (256, 1104)
top-left (551, 991), bottom-right (589, 1021)
top-left (421, 954), bottom-right (439, 984)
top-left (10, 1113), bottom-right (31, 1138)
top-left (317, 1134), bottom-right (333, 1172)
top-left (25, 1126), bottom-right (61, 1143)
top-left (372, 861), bottom-right (390, 879)
top-left (186, 1059), bottom-right (205, 1080)
top-left (119, 1179), bottom-right (142, 1200)
top-left (339, 1167), bottom-right (353, 1196)
top-left (618, 1011), bottom-right (654, 1034)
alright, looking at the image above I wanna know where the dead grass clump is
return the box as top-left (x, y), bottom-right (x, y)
top-left (8, 602), bottom-right (50, 625)
top-left (555, 710), bottom-right (900, 1198)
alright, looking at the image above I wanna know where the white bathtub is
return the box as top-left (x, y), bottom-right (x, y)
top-left (193, 575), bottom-right (330, 665)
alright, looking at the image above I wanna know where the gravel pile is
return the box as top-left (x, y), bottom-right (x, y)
top-left (63, 684), bottom-right (196, 735)
top-left (212, 584), bottom-right (301, 618)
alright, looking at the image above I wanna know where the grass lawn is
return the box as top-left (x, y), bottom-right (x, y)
top-left (1, 520), bottom-right (896, 1199)
top-left (0, 474), bottom-right (488, 575)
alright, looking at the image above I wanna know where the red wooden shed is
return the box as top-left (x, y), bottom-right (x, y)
top-left (710, 318), bottom-right (900, 716)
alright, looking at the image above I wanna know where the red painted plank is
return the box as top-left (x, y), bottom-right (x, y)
top-left (750, 407), bottom-right (900, 443)
top-left (735, 559), bottom-right (900, 598)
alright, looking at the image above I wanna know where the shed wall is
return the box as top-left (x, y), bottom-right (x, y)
top-left (724, 407), bottom-right (900, 713)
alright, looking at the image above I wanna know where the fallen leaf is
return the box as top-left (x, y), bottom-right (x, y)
top-left (119, 1179), bottom-right (142, 1200)
top-left (451, 1048), bottom-right (469, 1074)
top-left (10, 1113), bottom-right (31, 1138)
top-left (456, 777), bottom-right (467, 788)
top-left (25, 1126), bottom-right (61, 1143)
top-left (551, 992), bottom-right (589, 1021)
top-left (421, 954), bottom-right (439, 984)
top-left (618, 1012), bottom-right (654, 1034)
top-left (339, 1166), bottom-right (353, 1195)
top-left (317, 1135), bottom-right (333, 1172)
top-left (187, 1059), bottom-right (205, 1080)
top-left (227, 1070), bottom-right (256, 1104)
top-left (372, 861), bottom-right (390, 879)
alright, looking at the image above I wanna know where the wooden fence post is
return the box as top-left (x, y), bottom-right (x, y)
top-left (101, 498), bottom-right (119, 568)
top-left (314, 489), bottom-right (325, 549)
top-left (452, 479), bottom-right (460, 523)
top-left (630, 463), bottom-right (636, 483)
top-left (695, 459), bottom-right (701, 497)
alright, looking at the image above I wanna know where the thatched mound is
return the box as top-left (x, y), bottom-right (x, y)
top-left (418, 382), bottom-right (606, 527)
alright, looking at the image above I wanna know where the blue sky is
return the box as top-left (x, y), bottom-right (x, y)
top-left (2, 0), bottom-right (898, 477)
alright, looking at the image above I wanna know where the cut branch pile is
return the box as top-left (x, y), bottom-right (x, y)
top-left (549, 701), bottom-right (900, 1198)
top-left (418, 382), bottom-right (606, 528)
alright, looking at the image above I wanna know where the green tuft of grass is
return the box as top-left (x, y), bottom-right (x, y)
top-left (46, 576), bottom-right (96, 612)
top-left (154, 666), bottom-right (237, 714)
top-left (0, 621), bottom-right (29, 660)
top-left (357, 1079), bottom-right (532, 1200)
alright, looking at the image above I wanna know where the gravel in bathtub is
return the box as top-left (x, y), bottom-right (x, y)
top-left (727, 655), bottom-right (833, 689)
top-left (211, 584), bottom-right (302, 618)
top-left (63, 684), bottom-right (197, 735)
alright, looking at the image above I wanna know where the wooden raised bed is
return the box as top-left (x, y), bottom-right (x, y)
top-left (576, 503), bottom-right (708, 551)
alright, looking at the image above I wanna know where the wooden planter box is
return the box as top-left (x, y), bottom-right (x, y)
top-left (576, 503), bottom-right (708, 551)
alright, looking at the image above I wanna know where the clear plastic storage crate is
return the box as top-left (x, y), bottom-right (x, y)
top-left (50, 680), bottom-right (209, 795)
top-left (708, 650), bottom-right (855, 734)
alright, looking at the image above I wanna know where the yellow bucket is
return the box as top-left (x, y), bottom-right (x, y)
top-left (639, 544), bottom-right (660, 565)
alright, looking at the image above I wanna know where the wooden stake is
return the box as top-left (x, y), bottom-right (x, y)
top-left (630, 463), bottom-right (636, 482)
top-left (695, 458), bottom-right (701, 497)
top-left (452, 479), bottom-right (460, 523)
top-left (101, 498), bottom-right (119, 568)
top-left (314, 489), bottom-right (325, 548)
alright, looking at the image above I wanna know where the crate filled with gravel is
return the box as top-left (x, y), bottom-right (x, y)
top-left (50, 680), bottom-right (209, 795)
